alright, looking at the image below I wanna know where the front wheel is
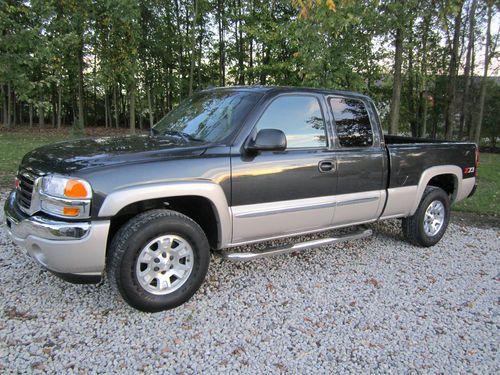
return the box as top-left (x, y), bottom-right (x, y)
top-left (402, 186), bottom-right (451, 247)
top-left (107, 209), bottom-right (210, 312)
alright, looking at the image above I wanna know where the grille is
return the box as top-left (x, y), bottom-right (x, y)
top-left (16, 170), bottom-right (37, 212)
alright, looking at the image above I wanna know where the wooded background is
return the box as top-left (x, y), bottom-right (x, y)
top-left (0, 0), bottom-right (499, 145)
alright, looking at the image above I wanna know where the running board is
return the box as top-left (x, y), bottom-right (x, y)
top-left (222, 228), bottom-right (372, 261)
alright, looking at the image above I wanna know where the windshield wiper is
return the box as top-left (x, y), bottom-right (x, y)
top-left (153, 129), bottom-right (205, 143)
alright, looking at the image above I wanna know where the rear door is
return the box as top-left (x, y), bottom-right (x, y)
top-left (327, 95), bottom-right (387, 226)
top-left (230, 93), bottom-right (338, 244)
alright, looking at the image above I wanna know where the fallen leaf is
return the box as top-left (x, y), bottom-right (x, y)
top-left (366, 278), bottom-right (381, 288)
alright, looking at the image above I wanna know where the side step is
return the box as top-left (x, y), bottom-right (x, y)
top-left (221, 227), bottom-right (372, 261)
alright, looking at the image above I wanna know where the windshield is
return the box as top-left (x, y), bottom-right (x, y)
top-left (152, 90), bottom-right (261, 143)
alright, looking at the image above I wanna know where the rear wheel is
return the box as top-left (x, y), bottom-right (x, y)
top-left (402, 186), bottom-right (450, 247)
top-left (107, 209), bottom-right (210, 312)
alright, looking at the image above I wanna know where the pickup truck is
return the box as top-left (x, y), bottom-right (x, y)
top-left (4, 86), bottom-right (478, 312)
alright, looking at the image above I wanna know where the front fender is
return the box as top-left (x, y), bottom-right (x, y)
top-left (98, 181), bottom-right (232, 248)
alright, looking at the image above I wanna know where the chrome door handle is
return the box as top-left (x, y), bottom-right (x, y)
top-left (318, 160), bottom-right (336, 173)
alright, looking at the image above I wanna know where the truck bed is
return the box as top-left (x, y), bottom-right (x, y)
top-left (384, 135), bottom-right (477, 190)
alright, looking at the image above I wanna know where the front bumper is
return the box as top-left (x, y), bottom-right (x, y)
top-left (4, 190), bottom-right (109, 283)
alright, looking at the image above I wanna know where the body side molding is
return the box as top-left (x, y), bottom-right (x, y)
top-left (98, 181), bottom-right (232, 248)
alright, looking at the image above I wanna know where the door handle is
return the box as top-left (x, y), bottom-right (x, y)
top-left (318, 160), bottom-right (336, 173)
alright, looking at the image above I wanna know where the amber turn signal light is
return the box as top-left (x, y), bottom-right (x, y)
top-left (63, 207), bottom-right (81, 216)
top-left (64, 180), bottom-right (89, 198)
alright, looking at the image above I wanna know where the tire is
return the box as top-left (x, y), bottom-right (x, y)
top-left (107, 209), bottom-right (210, 312)
top-left (402, 186), bottom-right (451, 247)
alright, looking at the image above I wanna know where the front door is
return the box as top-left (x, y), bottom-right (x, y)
top-left (230, 94), bottom-right (338, 244)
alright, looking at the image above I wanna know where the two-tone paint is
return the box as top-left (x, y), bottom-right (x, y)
top-left (5, 86), bottom-right (477, 282)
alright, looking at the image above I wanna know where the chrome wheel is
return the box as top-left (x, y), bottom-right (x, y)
top-left (423, 200), bottom-right (445, 237)
top-left (135, 235), bottom-right (194, 295)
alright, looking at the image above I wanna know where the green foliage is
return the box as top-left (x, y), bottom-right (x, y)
top-left (481, 81), bottom-right (500, 147)
top-left (453, 153), bottom-right (500, 216)
top-left (0, 0), bottom-right (498, 142)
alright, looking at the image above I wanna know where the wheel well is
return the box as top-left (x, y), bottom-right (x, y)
top-left (107, 196), bottom-right (220, 251)
top-left (428, 174), bottom-right (457, 200)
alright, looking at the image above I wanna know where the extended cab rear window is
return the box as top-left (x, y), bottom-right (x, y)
top-left (329, 97), bottom-right (373, 147)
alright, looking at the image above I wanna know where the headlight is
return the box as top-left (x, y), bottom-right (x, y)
top-left (39, 175), bottom-right (92, 218)
top-left (41, 175), bottom-right (92, 199)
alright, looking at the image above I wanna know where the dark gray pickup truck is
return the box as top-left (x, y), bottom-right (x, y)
top-left (5, 86), bottom-right (478, 312)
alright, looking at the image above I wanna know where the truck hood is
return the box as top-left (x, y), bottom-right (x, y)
top-left (20, 135), bottom-right (208, 175)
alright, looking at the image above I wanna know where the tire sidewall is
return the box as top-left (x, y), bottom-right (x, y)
top-left (116, 214), bottom-right (209, 312)
top-left (416, 188), bottom-right (450, 246)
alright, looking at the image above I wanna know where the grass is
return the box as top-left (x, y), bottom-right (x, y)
top-left (0, 127), bottom-right (139, 189)
top-left (0, 131), bottom-right (66, 188)
top-left (0, 128), bottom-right (498, 217)
top-left (453, 153), bottom-right (499, 217)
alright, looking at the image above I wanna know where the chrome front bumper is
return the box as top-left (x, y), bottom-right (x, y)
top-left (4, 191), bottom-right (109, 279)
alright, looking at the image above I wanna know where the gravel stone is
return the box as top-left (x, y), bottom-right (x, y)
top-left (0, 192), bottom-right (499, 373)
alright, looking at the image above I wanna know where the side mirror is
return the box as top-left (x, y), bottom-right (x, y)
top-left (247, 129), bottom-right (287, 152)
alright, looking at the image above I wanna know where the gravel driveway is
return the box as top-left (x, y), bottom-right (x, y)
top-left (0, 193), bottom-right (499, 374)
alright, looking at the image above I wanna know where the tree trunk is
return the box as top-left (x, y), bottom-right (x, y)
top-left (1, 85), bottom-right (6, 125)
top-left (459, 0), bottom-right (478, 139)
top-left (19, 101), bottom-right (23, 126)
top-left (113, 84), bottom-right (119, 128)
top-left (419, 16), bottom-right (430, 138)
top-left (51, 91), bottom-right (56, 127)
top-left (174, 0), bottom-right (184, 100)
top-left (38, 101), bottom-right (44, 128)
top-left (147, 82), bottom-right (154, 128)
top-left (7, 82), bottom-right (12, 128)
top-left (57, 86), bottom-right (62, 129)
top-left (104, 90), bottom-right (109, 128)
top-left (444, 2), bottom-right (464, 140)
top-left (217, 0), bottom-right (225, 86)
top-left (188, 0), bottom-right (198, 96)
top-left (408, 24), bottom-right (417, 137)
top-left (77, 38), bottom-right (85, 128)
top-left (431, 89), bottom-right (439, 139)
top-left (474, 1), bottom-right (493, 145)
top-left (129, 81), bottom-right (136, 134)
top-left (260, 45), bottom-right (270, 85)
top-left (12, 91), bottom-right (17, 126)
top-left (29, 103), bottom-right (33, 128)
top-left (237, 0), bottom-right (244, 85)
top-left (421, 95), bottom-right (429, 138)
top-left (389, 27), bottom-right (404, 135)
top-left (467, 38), bottom-right (477, 140)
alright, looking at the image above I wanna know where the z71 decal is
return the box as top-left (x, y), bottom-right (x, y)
top-left (464, 167), bottom-right (475, 174)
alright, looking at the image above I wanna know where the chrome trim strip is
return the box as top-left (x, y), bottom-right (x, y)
top-left (222, 228), bottom-right (372, 261)
top-left (336, 196), bottom-right (378, 207)
top-left (234, 201), bottom-right (336, 218)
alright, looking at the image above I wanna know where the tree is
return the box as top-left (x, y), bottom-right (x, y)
top-left (473, 0), bottom-right (497, 144)
top-left (443, 0), bottom-right (465, 140)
